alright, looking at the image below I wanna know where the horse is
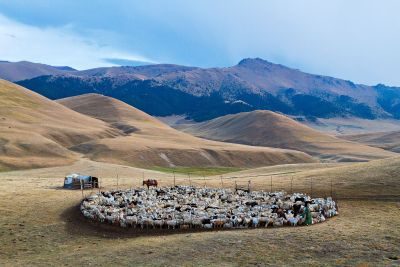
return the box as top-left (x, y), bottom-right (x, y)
top-left (143, 179), bottom-right (158, 189)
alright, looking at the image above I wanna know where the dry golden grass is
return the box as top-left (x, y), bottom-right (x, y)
top-left (0, 158), bottom-right (399, 266)
top-left (0, 82), bottom-right (315, 171)
top-left (0, 80), bottom-right (118, 169)
top-left (304, 116), bottom-right (400, 135)
top-left (57, 94), bottom-right (315, 168)
top-left (1, 82), bottom-right (399, 266)
top-left (342, 130), bottom-right (400, 153)
top-left (179, 110), bottom-right (397, 162)
top-left (195, 156), bottom-right (400, 199)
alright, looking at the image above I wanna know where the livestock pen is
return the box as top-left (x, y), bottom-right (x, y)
top-left (80, 186), bottom-right (338, 230)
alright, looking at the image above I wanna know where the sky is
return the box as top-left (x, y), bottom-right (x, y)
top-left (0, 0), bottom-right (399, 86)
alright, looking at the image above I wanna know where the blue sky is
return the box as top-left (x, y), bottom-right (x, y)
top-left (0, 0), bottom-right (399, 86)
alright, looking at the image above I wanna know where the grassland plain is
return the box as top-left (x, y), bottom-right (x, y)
top-left (0, 158), bottom-right (399, 266)
top-left (150, 166), bottom-right (244, 176)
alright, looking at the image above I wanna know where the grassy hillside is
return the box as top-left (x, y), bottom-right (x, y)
top-left (342, 130), bottom-right (400, 153)
top-left (151, 166), bottom-right (243, 176)
top-left (0, 80), bottom-right (118, 169)
top-left (178, 110), bottom-right (397, 162)
top-left (57, 94), bottom-right (316, 168)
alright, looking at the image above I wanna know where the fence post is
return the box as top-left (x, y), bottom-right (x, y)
top-left (116, 173), bottom-right (119, 191)
top-left (270, 176), bottom-right (272, 192)
top-left (330, 178), bottom-right (333, 197)
top-left (203, 175), bottom-right (206, 187)
top-left (91, 178), bottom-right (94, 195)
top-left (310, 177), bottom-right (313, 198)
top-left (80, 179), bottom-right (84, 198)
top-left (291, 176), bottom-right (294, 194)
top-left (220, 175), bottom-right (223, 188)
top-left (188, 173), bottom-right (191, 186)
top-left (173, 171), bottom-right (176, 187)
top-left (142, 172), bottom-right (145, 188)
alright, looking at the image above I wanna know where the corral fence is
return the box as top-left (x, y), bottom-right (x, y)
top-left (77, 168), bottom-right (399, 201)
top-left (92, 171), bottom-right (342, 200)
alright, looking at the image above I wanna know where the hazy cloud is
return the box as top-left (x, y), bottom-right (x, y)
top-left (0, 1), bottom-right (399, 85)
top-left (103, 58), bottom-right (154, 67)
top-left (0, 13), bottom-right (154, 69)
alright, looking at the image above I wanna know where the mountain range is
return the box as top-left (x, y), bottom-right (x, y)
top-left (2, 58), bottom-right (398, 122)
top-left (0, 60), bottom-right (75, 81)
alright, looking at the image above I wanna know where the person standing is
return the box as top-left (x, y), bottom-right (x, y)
top-left (303, 201), bottom-right (312, 226)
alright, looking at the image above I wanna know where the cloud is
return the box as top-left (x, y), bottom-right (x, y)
top-left (149, 0), bottom-right (400, 86)
top-left (0, 1), bottom-right (400, 86)
top-left (103, 58), bottom-right (154, 67)
top-left (0, 13), bottom-right (155, 69)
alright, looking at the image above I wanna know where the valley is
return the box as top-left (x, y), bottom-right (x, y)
top-left (0, 80), bottom-right (315, 170)
top-left (0, 60), bottom-right (399, 266)
top-left (2, 2), bottom-right (400, 266)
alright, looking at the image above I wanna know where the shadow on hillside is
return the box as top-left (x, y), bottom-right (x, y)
top-left (60, 204), bottom-right (243, 240)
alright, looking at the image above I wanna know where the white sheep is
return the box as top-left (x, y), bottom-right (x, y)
top-left (80, 186), bottom-right (337, 231)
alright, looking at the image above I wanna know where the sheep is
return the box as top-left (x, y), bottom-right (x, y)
top-left (203, 223), bottom-right (213, 229)
top-left (153, 219), bottom-right (164, 229)
top-left (80, 186), bottom-right (337, 231)
top-left (126, 216), bottom-right (138, 227)
top-left (191, 218), bottom-right (203, 229)
top-left (311, 212), bottom-right (320, 218)
top-left (273, 217), bottom-right (284, 227)
top-left (252, 217), bottom-right (260, 228)
top-left (166, 220), bottom-right (177, 229)
top-left (259, 217), bottom-right (269, 227)
top-left (288, 216), bottom-right (299, 226)
top-left (243, 217), bottom-right (252, 228)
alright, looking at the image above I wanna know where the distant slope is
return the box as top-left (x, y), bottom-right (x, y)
top-left (0, 61), bottom-right (75, 81)
top-left (178, 110), bottom-right (397, 162)
top-left (57, 94), bottom-right (316, 168)
top-left (297, 116), bottom-right (400, 135)
top-left (223, 156), bottom-right (400, 198)
top-left (0, 80), bottom-right (117, 169)
top-left (341, 131), bottom-right (400, 153)
top-left (57, 93), bottom-right (166, 132)
top-left (17, 58), bottom-right (400, 121)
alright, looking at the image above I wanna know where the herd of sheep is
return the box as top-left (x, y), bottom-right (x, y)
top-left (80, 186), bottom-right (338, 230)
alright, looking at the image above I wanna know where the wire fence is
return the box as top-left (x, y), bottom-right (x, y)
top-left (94, 170), bottom-right (341, 200)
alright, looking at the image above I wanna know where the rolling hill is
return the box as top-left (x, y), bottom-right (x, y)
top-left (57, 94), bottom-right (316, 168)
top-left (341, 131), bottom-right (400, 153)
top-left (16, 58), bottom-right (400, 121)
top-left (297, 116), bottom-right (400, 135)
top-left (0, 61), bottom-right (75, 81)
top-left (0, 79), bottom-right (117, 169)
top-left (178, 110), bottom-right (397, 162)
